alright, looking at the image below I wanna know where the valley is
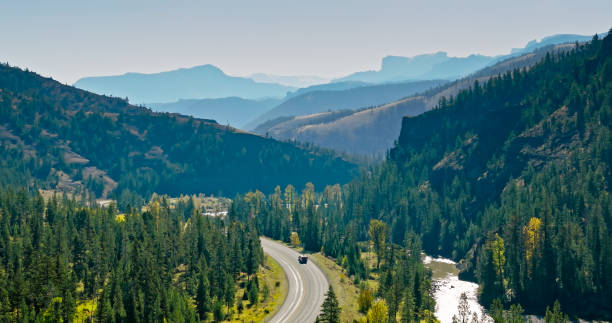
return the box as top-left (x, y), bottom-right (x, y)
top-left (1, 3), bottom-right (611, 322)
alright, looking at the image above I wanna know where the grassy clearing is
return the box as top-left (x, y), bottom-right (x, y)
top-left (310, 253), bottom-right (363, 322)
top-left (309, 246), bottom-right (381, 322)
top-left (226, 254), bottom-right (287, 322)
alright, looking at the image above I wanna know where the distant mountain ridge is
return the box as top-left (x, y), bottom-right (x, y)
top-left (284, 81), bottom-right (371, 99)
top-left (257, 42), bottom-right (582, 157)
top-left (335, 52), bottom-right (492, 83)
top-left (72, 31), bottom-right (603, 138)
top-left (246, 79), bottom-right (447, 130)
top-left (334, 33), bottom-right (596, 84)
top-left (74, 64), bottom-right (295, 104)
top-left (147, 97), bottom-right (282, 128)
top-left (249, 73), bottom-right (330, 87)
top-left (0, 63), bottom-right (357, 197)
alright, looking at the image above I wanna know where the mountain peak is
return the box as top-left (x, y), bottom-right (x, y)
top-left (187, 64), bottom-right (224, 73)
top-left (74, 64), bottom-right (293, 103)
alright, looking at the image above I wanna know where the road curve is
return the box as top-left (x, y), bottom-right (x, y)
top-left (261, 237), bottom-right (328, 323)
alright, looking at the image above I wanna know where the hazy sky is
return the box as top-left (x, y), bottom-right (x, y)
top-left (1, 0), bottom-right (611, 84)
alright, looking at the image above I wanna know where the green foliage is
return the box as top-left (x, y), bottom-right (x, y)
top-left (0, 187), bottom-right (263, 322)
top-left (238, 31), bottom-right (612, 321)
top-left (400, 288), bottom-right (415, 323)
top-left (363, 299), bottom-right (388, 323)
top-left (318, 286), bottom-right (341, 323)
top-left (368, 219), bottom-right (387, 268)
top-left (212, 300), bottom-right (225, 322)
top-left (297, 32), bottom-right (612, 320)
top-left (544, 301), bottom-right (569, 323)
top-left (247, 277), bottom-right (259, 306)
top-left (358, 286), bottom-right (374, 314)
top-left (196, 270), bottom-right (211, 319)
top-left (489, 299), bottom-right (568, 323)
top-left (234, 179), bottom-right (437, 322)
top-left (490, 299), bottom-right (504, 323)
top-left (0, 63), bottom-right (357, 200)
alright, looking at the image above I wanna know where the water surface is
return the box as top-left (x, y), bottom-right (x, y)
top-left (424, 256), bottom-right (490, 323)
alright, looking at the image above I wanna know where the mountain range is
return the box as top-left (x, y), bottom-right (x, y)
top-left (147, 97), bottom-right (282, 129)
top-left (249, 73), bottom-right (331, 88)
top-left (245, 79), bottom-right (447, 131)
top-left (70, 32), bottom-right (601, 152)
top-left (73, 64), bottom-right (295, 104)
top-left (254, 43), bottom-right (580, 157)
top-left (0, 63), bottom-right (356, 198)
top-left (348, 31), bottom-right (612, 319)
top-left (333, 33), bottom-right (594, 84)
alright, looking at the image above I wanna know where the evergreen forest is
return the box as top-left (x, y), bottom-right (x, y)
top-left (233, 31), bottom-right (612, 320)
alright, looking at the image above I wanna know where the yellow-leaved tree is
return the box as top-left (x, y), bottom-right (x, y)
top-left (523, 217), bottom-right (542, 274)
top-left (360, 299), bottom-right (388, 323)
top-left (290, 232), bottom-right (301, 246)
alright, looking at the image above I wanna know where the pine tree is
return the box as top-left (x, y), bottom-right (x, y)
top-left (544, 301), bottom-right (569, 323)
top-left (196, 271), bottom-right (211, 319)
top-left (506, 304), bottom-right (525, 323)
top-left (490, 299), bottom-right (504, 323)
top-left (400, 289), bottom-right (415, 323)
top-left (97, 289), bottom-right (114, 323)
top-left (247, 276), bottom-right (259, 306)
top-left (317, 286), bottom-right (341, 323)
top-left (212, 300), bottom-right (224, 322)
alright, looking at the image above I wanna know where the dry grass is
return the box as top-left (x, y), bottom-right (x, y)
top-left (310, 253), bottom-right (364, 322)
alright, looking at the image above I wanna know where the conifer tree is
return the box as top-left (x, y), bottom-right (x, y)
top-left (196, 271), bottom-right (211, 319)
top-left (317, 286), bottom-right (341, 323)
top-left (544, 301), bottom-right (569, 323)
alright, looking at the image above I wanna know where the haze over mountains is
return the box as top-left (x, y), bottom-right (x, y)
top-left (73, 64), bottom-right (295, 103)
top-left (255, 42), bottom-right (583, 157)
top-left (249, 73), bottom-right (331, 88)
top-left (245, 79), bottom-right (447, 131)
top-left (0, 63), bottom-right (356, 197)
top-left (70, 32), bottom-right (600, 153)
top-left (334, 33), bottom-right (594, 84)
top-left (148, 97), bottom-right (282, 128)
top-left (3, 0), bottom-right (612, 320)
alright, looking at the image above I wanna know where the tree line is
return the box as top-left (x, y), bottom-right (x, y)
top-left (231, 184), bottom-right (437, 322)
top-left (233, 30), bottom-right (612, 321)
top-left (0, 188), bottom-right (263, 322)
top-left (0, 61), bottom-right (357, 201)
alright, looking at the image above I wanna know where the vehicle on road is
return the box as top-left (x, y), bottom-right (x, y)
top-left (298, 255), bottom-right (308, 264)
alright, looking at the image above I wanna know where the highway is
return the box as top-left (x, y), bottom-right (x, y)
top-left (261, 237), bottom-right (328, 323)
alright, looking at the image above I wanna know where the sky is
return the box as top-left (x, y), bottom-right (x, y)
top-left (1, 0), bottom-right (611, 84)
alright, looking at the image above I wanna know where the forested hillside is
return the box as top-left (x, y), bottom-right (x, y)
top-left (253, 43), bottom-right (579, 157)
top-left (249, 79), bottom-right (445, 131)
top-left (231, 184), bottom-right (438, 322)
top-left (0, 189), bottom-right (264, 322)
top-left (234, 31), bottom-right (612, 320)
top-left (0, 64), bottom-right (357, 200)
top-left (375, 32), bottom-right (612, 318)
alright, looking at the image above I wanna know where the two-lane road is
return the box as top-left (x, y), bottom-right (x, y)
top-left (261, 237), bottom-right (328, 323)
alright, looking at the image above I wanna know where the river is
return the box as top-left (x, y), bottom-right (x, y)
top-left (423, 255), bottom-right (491, 323)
